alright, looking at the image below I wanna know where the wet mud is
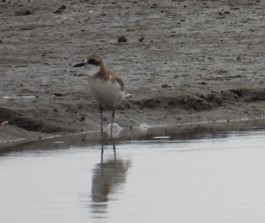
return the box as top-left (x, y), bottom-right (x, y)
top-left (0, 0), bottom-right (265, 148)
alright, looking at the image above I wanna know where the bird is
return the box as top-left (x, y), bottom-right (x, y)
top-left (74, 53), bottom-right (126, 162)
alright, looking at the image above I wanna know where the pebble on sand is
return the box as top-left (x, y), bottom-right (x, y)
top-left (117, 35), bottom-right (127, 43)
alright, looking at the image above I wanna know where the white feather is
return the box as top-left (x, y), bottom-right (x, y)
top-left (89, 77), bottom-right (125, 106)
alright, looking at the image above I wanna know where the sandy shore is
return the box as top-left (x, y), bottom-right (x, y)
top-left (1, 0), bottom-right (265, 149)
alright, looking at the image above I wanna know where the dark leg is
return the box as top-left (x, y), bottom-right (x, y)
top-left (99, 104), bottom-right (104, 163)
top-left (111, 107), bottom-right (116, 160)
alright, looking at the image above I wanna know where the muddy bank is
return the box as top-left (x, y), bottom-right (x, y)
top-left (1, 117), bottom-right (265, 154)
top-left (0, 0), bottom-right (265, 148)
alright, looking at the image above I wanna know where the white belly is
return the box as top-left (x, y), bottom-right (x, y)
top-left (89, 78), bottom-right (125, 106)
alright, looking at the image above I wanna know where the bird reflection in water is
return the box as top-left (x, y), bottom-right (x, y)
top-left (90, 158), bottom-right (131, 218)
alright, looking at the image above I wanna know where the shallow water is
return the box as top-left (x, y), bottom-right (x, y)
top-left (1, 130), bottom-right (265, 223)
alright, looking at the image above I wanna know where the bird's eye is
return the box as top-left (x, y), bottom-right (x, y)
top-left (88, 59), bottom-right (100, 66)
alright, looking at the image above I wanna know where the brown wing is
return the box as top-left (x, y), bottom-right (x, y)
top-left (113, 75), bottom-right (125, 91)
top-left (98, 65), bottom-right (125, 91)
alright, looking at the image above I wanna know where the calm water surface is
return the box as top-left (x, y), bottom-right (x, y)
top-left (1, 130), bottom-right (265, 223)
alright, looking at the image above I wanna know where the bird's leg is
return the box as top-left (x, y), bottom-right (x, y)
top-left (111, 107), bottom-right (116, 161)
top-left (99, 104), bottom-right (104, 164)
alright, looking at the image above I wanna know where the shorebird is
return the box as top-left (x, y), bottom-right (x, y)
top-left (74, 53), bottom-right (126, 162)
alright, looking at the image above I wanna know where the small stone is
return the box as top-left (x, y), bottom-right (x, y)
top-left (53, 5), bottom-right (66, 14)
top-left (52, 93), bottom-right (63, 97)
top-left (117, 35), bottom-right (127, 43)
top-left (0, 121), bottom-right (8, 126)
top-left (162, 84), bottom-right (171, 88)
top-left (139, 36), bottom-right (145, 42)
top-left (79, 117), bottom-right (85, 122)
top-left (15, 9), bottom-right (33, 16)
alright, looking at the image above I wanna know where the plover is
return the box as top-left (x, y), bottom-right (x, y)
top-left (74, 53), bottom-right (126, 162)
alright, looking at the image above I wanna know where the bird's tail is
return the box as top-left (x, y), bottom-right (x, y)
top-left (124, 92), bottom-right (132, 99)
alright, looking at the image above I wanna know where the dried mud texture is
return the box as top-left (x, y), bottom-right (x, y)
top-left (0, 0), bottom-right (265, 142)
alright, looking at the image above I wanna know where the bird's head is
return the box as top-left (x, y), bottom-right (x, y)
top-left (73, 53), bottom-right (104, 68)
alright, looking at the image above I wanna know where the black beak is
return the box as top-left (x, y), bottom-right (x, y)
top-left (73, 62), bottom-right (85, 67)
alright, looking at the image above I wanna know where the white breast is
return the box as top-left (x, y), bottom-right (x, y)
top-left (89, 78), bottom-right (125, 107)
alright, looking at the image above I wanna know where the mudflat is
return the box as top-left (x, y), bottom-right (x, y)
top-left (1, 0), bottom-right (265, 146)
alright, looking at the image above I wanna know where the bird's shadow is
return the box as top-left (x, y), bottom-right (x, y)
top-left (90, 158), bottom-right (131, 217)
